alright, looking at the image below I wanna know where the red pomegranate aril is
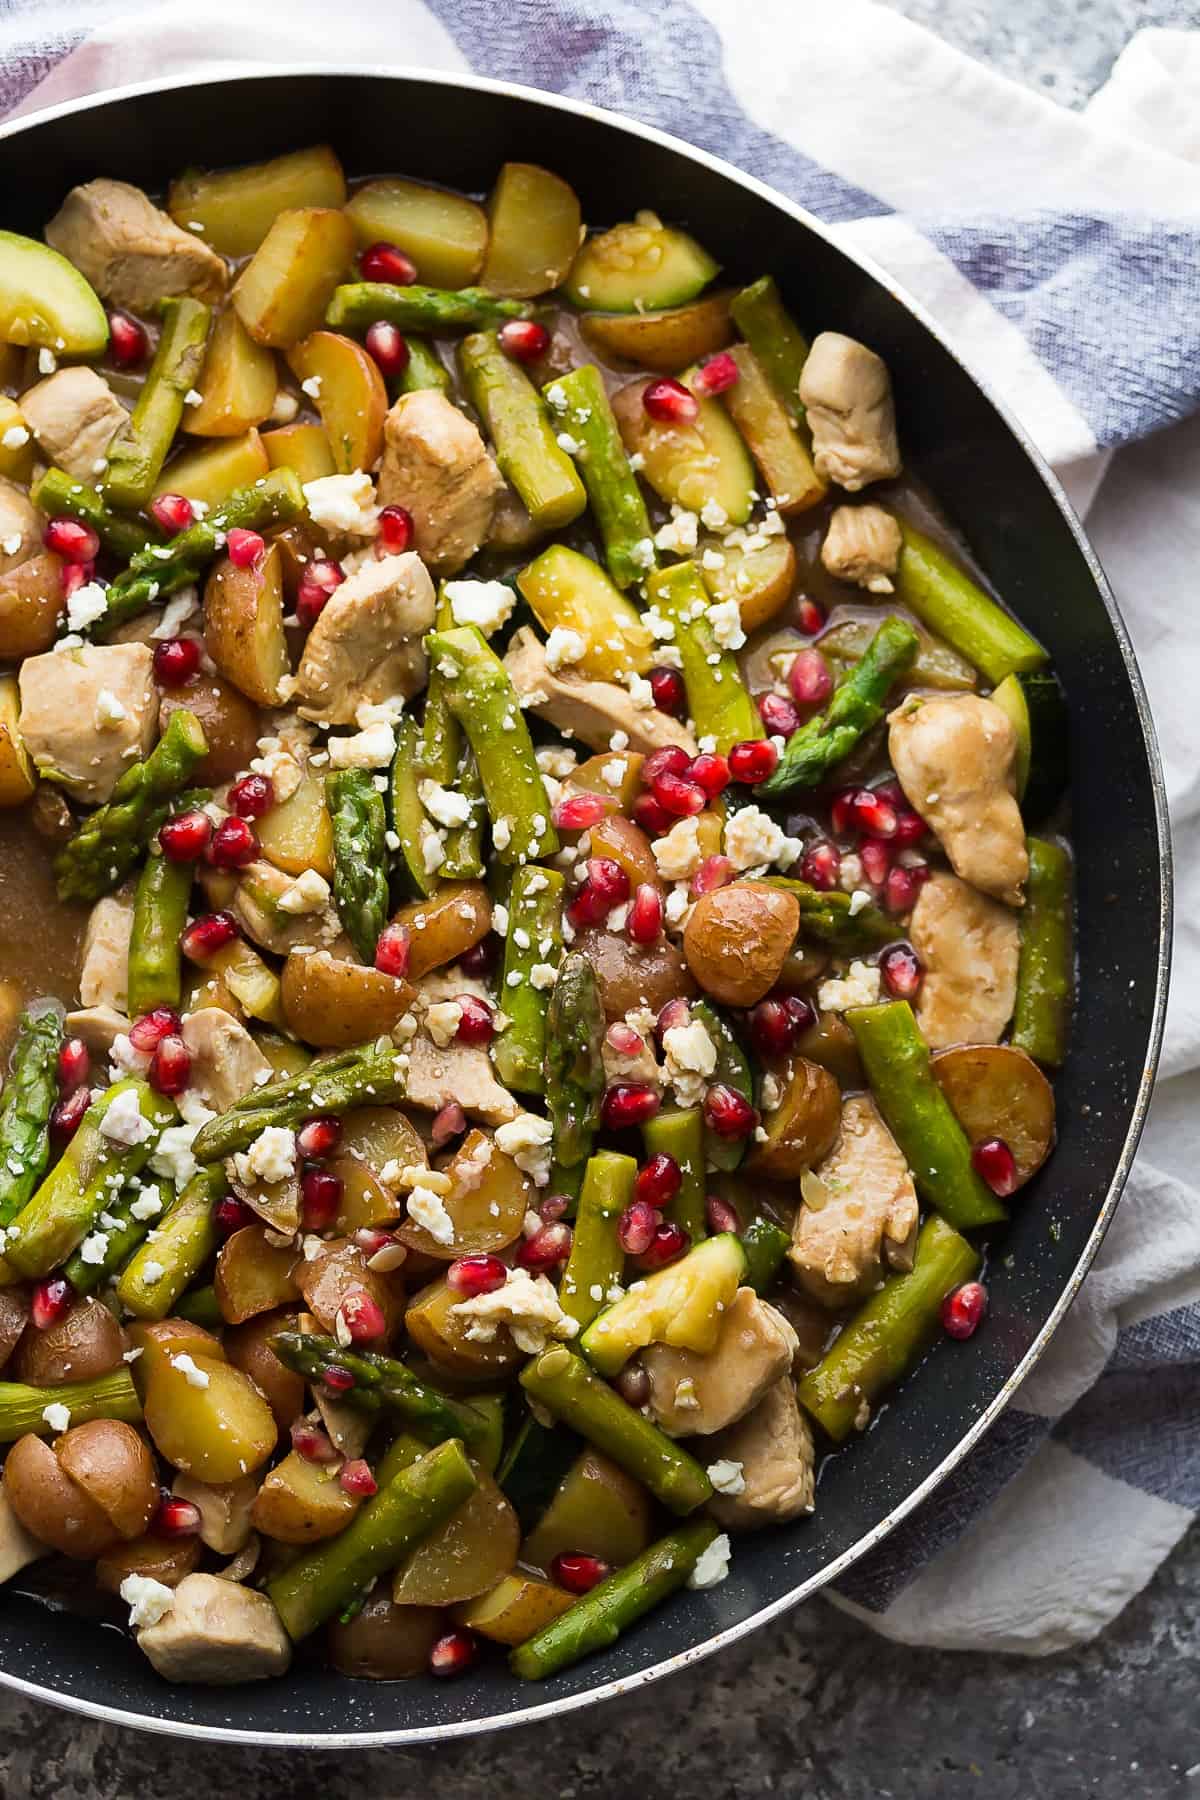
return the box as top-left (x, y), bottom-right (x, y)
top-left (800, 840), bottom-right (840, 890)
top-left (296, 557), bottom-right (345, 627)
top-left (688, 752), bottom-right (730, 799)
top-left (226, 527), bottom-right (265, 570)
top-left (880, 942), bottom-right (923, 1000)
top-left (459, 935), bottom-right (498, 978)
top-left (704, 1083), bottom-right (759, 1140)
top-left (152, 635), bottom-right (202, 687)
top-left (655, 997), bottom-right (691, 1045)
top-left (454, 994), bottom-right (495, 1046)
top-left (631, 792), bottom-right (673, 837)
top-left (154, 1497), bottom-right (201, 1539)
top-left (891, 809), bottom-right (928, 848)
top-left (600, 1082), bottom-right (661, 1131)
top-left (149, 492), bottom-right (194, 535)
top-left (942, 1280), bottom-right (988, 1340)
top-left (551, 791), bottom-right (612, 832)
top-left (748, 995), bottom-right (804, 1058)
top-left (354, 1228), bottom-right (395, 1258)
top-left (180, 911), bottom-right (239, 963)
top-left (50, 1086), bottom-right (90, 1144)
top-left (30, 1276), bottom-right (73, 1331)
top-left (795, 595), bottom-right (825, 635)
top-left (339, 1458), bottom-right (378, 1498)
top-left (56, 1038), bottom-right (90, 1093)
top-left (728, 739), bottom-right (779, 785)
top-left (376, 504), bottom-right (413, 555)
top-left (587, 857), bottom-right (631, 907)
top-left (228, 772), bottom-right (276, 819)
top-left (643, 376), bottom-right (698, 424)
top-left (429, 1629), bottom-right (479, 1680)
top-left (215, 1195), bottom-right (253, 1237)
top-left (538, 1194), bottom-right (571, 1224)
top-left (297, 1115), bottom-right (342, 1160)
top-left (149, 1034), bottom-right (191, 1096)
top-left (859, 837), bottom-right (893, 888)
top-left (447, 1253), bottom-right (507, 1299)
top-left (207, 815), bottom-right (259, 869)
top-left (788, 647), bottom-right (834, 707)
top-left (107, 308), bottom-right (148, 367)
top-left (607, 1023), bottom-right (643, 1058)
top-left (61, 560), bottom-right (95, 601)
top-left (431, 1100), bottom-right (468, 1146)
top-left (639, 1219), bottom-right (690, 1270)
top-left (364, 319), bottom-right (409, 378)
top-left (517, 1222), bottom-right (573, 1272)
top-left (374, 922), bottom-right (411, 978)
top-left (634, 1152), bottom-right (682, 1210)
top-left (688, 854), bottom-right (731, 901)
top-left (648, 665), bottom-right (687, 718)
top-left (706, 1192), bottom-right (740, 1235)
top-left (339, 1289), bottom-right (387, 1343)
top-left (692, 350), bottom-right (739, 397)
top-left (617, 1199), bottom-right (661, 1256)
top-left (972, 1136), bottom-right (1019, 1198)
top-left (758, 692), bottom-right (802, 739)
top-left (642, 745), bottom-right (691, 785)
top-left (567, 880), bottom-right (611, 932)
top-left (615, 1362), bottom-right (650, 1406)
top-left (290, 1418), bottom-right (339, 1463)
top-left (498, 318), bottom-right (551, 363)
top-left (301, 1166), bottom-right (343, 1230)
top-left (129, 1006), bottom-right (182, 1052)
top-left (830, 788), bottom-right (858, 836)
top-left (158, 808), bottom-right (212, 863)
top-left (628, 883), bottom-right (663, 944)
top-left (651, 770), bottom-right (706, 818)
top-left (851, 788), bottom-right (898, 839)
top-left (322, 1365), bottom-right (355, 1394)
top-left (359, 241), bottom-right (417, 285)
top-left (551, 1551), bottom-right (612, 1595)
top-left (44, 516), bottom-right (100, 563)
top-left (883, 863), bottom-right (926, 915)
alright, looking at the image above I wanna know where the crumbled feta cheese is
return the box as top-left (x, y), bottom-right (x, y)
top-left (41, 1401), bottom-right (71, 1433)
top-left (625, 673), bottom-right (655, 711)
top-left (817, 959), bottom-right (883, 1013)
top-left (838, 852), bottom-right (864, 893)
top-left (450, 1265), bottom-right (579, 1355)
top-left (425, 1001), bottom-right (464, 1048)
top-left (544, 383), bottom-right (567, 413)
top-left (688, 1531), bottom-right (732, 1588)
top-left (664, 882), bottom-right (692, 926)
top-left (418, 778), bottom-right (473, 828)
top-left (707, 598), bottom-right (746, 651)
top-left (444, 578), bottom-right (516, 637)
top-left (120, 1573), bottom-right (175, 1629)
top-left (407, 1183), bottom-right (456, 1246)
top-left (544, 626), bottom-right (587, 672)
top-left (495, 1112), bottom-right (555, 1187)
top-left (150, 589), bottom-right (200, 639)
top-left (99, 1088), bottom-right (152, 1147)
top-left (700, 498), bottom-right (729, 532)
top-left (724, 807), bottom-right (802, 873)
top-left (149, 1110), bottom-right (212, 1190)
top-left (277, 868), bottom-right (331, 914)
top-left (233, 1125), bottom-right (297, 1186)
top-left (492, 818), bottom-right (512, 852)
top-left (183, 387), bottom-right (204, 407)
top-left (0, 532), bottom-right (22, 556)
top-left (0, 424), bottom-right (28, 450)
top-left (644, 606), bottom-right (676, 643)
top-left (663, 1019), bottom-right (717, 1107)
top-left (760, 1072), bottom-right (783, 1112)
top-left (300, 374), bottom-right (322, 398)
top-left (654, 506), bottom-right (699, 554)
top-left (302, 471), bottom-right (379, 536)
top-left (701, 547), bottom-right (726, 572)
top-left (37, 347), bottom-right (57, 375)
top-left (529, 962), bottom-right (558, 991)
top-left (421, 824), bottom-right (446, 874)
top-left (848, 889), bottom-right (871, 916)
top-left (139, 1260), bottom-right (165, 1285)
top-left (653, 816), bottom-right (702, 882)
top-left (555, 431), bottom-right (582, 456)
top-left (129, 1187), bottom-right (163, 1221)
top-left (65, 580), bottom-right (109, 635)
top-left (327, 722), bottom-right (396, 769)
top-left (707, 1459), bottom-right (745, 1496)
top-left (90, 687), bottom-right (127, 732)
top-left (536, 746), bottom-right (578, 779)
top-left (631, 536), bottom-right (656, 570)
top-left (171, 1353), bottom-right (209, 1389)
top-left (600, 757), bottom-right (627, 790)
top-left (673, 1376), bottom-right (700, 1410)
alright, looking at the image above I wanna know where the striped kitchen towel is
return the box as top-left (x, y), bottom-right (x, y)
top-left (1, 0), bottom-right (1198, 1655)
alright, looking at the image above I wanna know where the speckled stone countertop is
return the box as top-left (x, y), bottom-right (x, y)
top-left (5, 6), bottom-right (1199, 1795)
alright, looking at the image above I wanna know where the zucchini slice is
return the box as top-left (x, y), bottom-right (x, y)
top-left (991, 670), bottom-right (1068, 821)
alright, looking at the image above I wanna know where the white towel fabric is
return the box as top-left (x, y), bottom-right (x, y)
top-left (1, 0), bottom-right (1197, 1656)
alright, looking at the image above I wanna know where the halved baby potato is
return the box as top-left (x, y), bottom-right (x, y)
top-left (204, 540), bottom-right (290, 707)
top-left (0, 556), bottom-right (63, 663)
top-left (251, 1448), bottom-right (359, 1545)
top-left (187, 307), bottom-right (279, 437)
top-left (155, 429), bottom-right (270, 508)
top-left (345, 179), bottom-right (487, 289)
top-left (580, 291), bottom-right (734, 372)
top-left (333, 1105), bottom-right (426, 1234)
top-left (233, 208), bottom-right (356, 349)
top-left (388, 882), bottom-right (492, 979)
top-left (396, 1129), bottom-right (531, 1260)
top-left (263, 421), bottom-right (336, 484)
top-left (699, 532), bottom-right (796, 633)
top-left (391, 1460), bottom-right (519, 1607)
top-left (931, 1043), bottom-right (1055, 1188)
top-left (286, 330), bottom-right (387, 475)
top-left (281, 951), bottom-right (413, 1048)
top-left (481, 163), bottom-right (581, 299)
top-left (255, 767), bottom-right (334, 879)
top-left (405, 1274), bottom-right (526, 1378)
top-left (169, 146), bottom-right (348, 258)
top-left (0, 671), bottom-right (36, 805)
top-left (214, 1224), bottom-right (300, 1325)
top-left (452, 1571), bottom-right (575, 1646)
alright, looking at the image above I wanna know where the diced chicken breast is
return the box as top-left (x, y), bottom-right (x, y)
top-left (45, 180), bottom-right (228, 313)
top-left (643, 1288), bottom-right (797, 1438)
top-left (20, 369), bottom-right (127, 484)
top-left (820, 503), bottom-right (903, 593)
top-left (135, 1572), bottom-right (291, 1684)
top-left (377, 390), bottom-right (504, 574)
top-left (227, 860), bottom-right (347, 958)
top-left (0, 477), bottom-right (44, 576)
top-left (790, 1095), bottom-right (919, 1306)
top-left (703, 1377), bottom-right (816, 1531)
top-left (65, 1003), bottom-right (132, 1057)
top-left (0, 1483), bottom-right (46, 1585)
top-left (19, 642), bottom-right (157, 803)
top-left (888, 693), bottom-right (1028, 905)
top-left (504, 626), bottom-right (698, 757)
top-left (402, 1034), bottom-right (521, 1126)
top-left (78, 893), bottom-right (134, 1010)
top-left (798, 332), bottom-right (901, 492)
top-left (293, 551), bottom-right (434, 727)
top-left (181, 1008), bottom-right (272, 1112)
top-left (908, 870), bottom-right (1020, 1049)
top-left (171, 1474), bottom-right (257, 1556)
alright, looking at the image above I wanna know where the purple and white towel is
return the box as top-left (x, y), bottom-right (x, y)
top-left (1, 0), bottom-right (1198, 1657)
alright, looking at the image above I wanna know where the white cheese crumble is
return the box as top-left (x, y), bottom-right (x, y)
top-left (654, 506), bottom-right (699, 554)
top-left (129, 1187), bottom-right (163, 1222)
top-left (120, 1573), bottom-right (175, 1629)
top-left (99, 1087), bottom-right (152, 1147)
top-left (233, 1125), bottom-right (297, 1186)
top-left (37, 347), bottom-right (57, 375)
top-left (65, 580), bottom-right (109, 635)
top-left (495, 1112), bottom-right (555, 1187)
top-left (407, 1183), bottom-right (456, 1245)
top-left (41, 1401), bottom-right (71, 1433)
top-left (545, 626), bottom-right (587, 672)
top-left (688, 1531), bottom-right (732, 1589)
top-left (93, 687), bottom-right (128, 730)
top-left (626, 672), bottom-right (655, 711)
top-left (277, 868), bottom-right (331, 914)
top-left (302, 471), bottom-right (380, 536)
top-left (1, 424), bottom-right (29, 450)
top-left (724, 807), bottom-right (802, 873)
top-left (418, 778), bottom-right (473, 828)
top-left (529, 962), bottom-right (558, 991)
top-left (663, 1019), bottom-right (717, 1107)
top-left (707, 1459), bottom-right (746, 1496)
top-left (327, 722), bottom-right (396, 769)
top-left (425, 1000), bottom-right (464, 1049)
top-left (653, 816), bottom-right (702, 882)
top-left (171, 1353), bottom-right (209, 1389)
top-left (817, 959), bottom-right (882, 1013)
top-left (707, 598), bottom-right (746, 651)
top-left (450, 1265), bottom-right (579, 1355)
top-left (444, 578), bottom-right (516, 637)
top-left (150, 589), bottom-right (200, 639)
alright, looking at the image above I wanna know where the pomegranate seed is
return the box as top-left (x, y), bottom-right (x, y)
top-left (447, 1254), bottom-right (507, 1298)
top-left (359, 241), bottom-right (417, 285)
top-left (61, 560), bottom-right (95, 600)
top-left (830, 788), bottom-right (857, 836)
top-left (691, 351), bottom-right (739, 397)
top-left (703, 1083), bottom-right (758, 1140)
top-left (453, 995), bottom-right (495, 1046)
top-left (607, 1023), bottom-right (643, 1059)
top-left (377, 505), bottom-right (413, 556)
top-left (551, 791), bottom-right (613, 832)
top-left (30, 1276), bottom-right (73, 1331)
top-left (228, 773), bottom-right (275, 819)
top-left (859, 838), bottom-right (892, 888)
top-left (180, 911), bottom-right (239, 963)
top-left (296, 557), bottom-right (345, 628)
top-left (50, 1086), bottom-right (90, 1144)
top-left (891, 809), bottom-right (928, 848)
top-left (615, 1362), bottom-right (650, 1406)
top-left (354, 1227), bottom-right (396, 1259)
top-left (44, 516), bottom-right (99, 563)
top-left (600, 1082), bottom-right (661, 1131)
top-left (301, 1166), bottom-right (343, 1230)
top-left (942, 1280), bottom-right (988, 1340)
top-left (758, 692), bottom-right (802, 738)
top-left (206, 815), bottom-right (258, 869)
top-left (851, 788), bottom-right (898, 839)
top-left (552, 1551), bottom-right (611, 1594)
top-left (338, 1289), bottom-right (387, 1343)
top-left (431, 1100), bottom-right (468, 1146)
top-left (107, 308), bottom-right (147, 367)
top-left (214, 1196), bottom-right (253, 1237)
top-left (748, 995), bottom-right (813, 1058)
top-left (883, 864), bottom-right (927, 915)
top-left (364, 320), bottom-right (409, 379)
top-left (706, 1192), bottom-right (740, 1235)
top-left (617, 1200), bottom-right (661, 1256)
top-left (634, 1153), bottom-right (682, 1209)
top-left (639, 1219), bottom-right (690, 1270)
top-left (632, 792), bottom-right (673, 837)
top-left (880, 942), bottom-right (923, 1000)
top-left (688, 752), bottom-right (730, 799)
top-left (152, 636), bottom-right (201, 686)
top-left (728, 739), bottom-right (779, 784)
top-left (154, 1496), bottom-right (201, 1539)
top-left (690, 853), bottom-right (734, 897)
top-left (429, 1629), bottom-right (479, 1680)
top-left (339, 1458), bottom-right (378, 1497)
top-left (538, 1195), bottom-right (571, 1224)
top-left (568, 858), bottom-right (630, 929)
top-left (972, 1136), bottom-right (1019, 1198)
top-left (642, 746), bottom-right (691, 785)
top-left (459, 935), bottom-right (498, 978)
top-left (796, 596), bottom-right (825, 635)
top-left (643, 377), bottom-right (698, 424)
top-left (158, 808), bottom-right (212, 862)
top-left (129, 1006), bottom-right (182, 1052)
top-left (627, 883), bottom-right (663, 944)
top-left (651, 770), bottom-right (706, 818)
top-left (788, 648), bottom-right (833, 707)
top-left (149, 1034), bottom-right (191, 1096)
top-left (149, 492), bottom-right (194, 535)
top-left (648, 666), bottom-right (686, 717)
top-left (498, 318), bottom-right (550, 363)
top-left (800, 840), bottom-right (840, 890)
top-left (322, 1365), bottom-right (355, 1394)
top-left (517, 1222), bottom-right (573, 1271)
top-left (290, 1418), bottom-right (339, 1463)
top-left (56, 1038), bottom-right (90, 1093)
top-left (374, 922), bottom-right (411, 977)
top-left (655, 997), bottom-right (691, 1045)
top-left (226, 528), bottom-right (265, 570)
top-left (566, 882), bottom-right (609, 932)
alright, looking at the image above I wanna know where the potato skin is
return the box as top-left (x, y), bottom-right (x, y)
top-left (294, 1242), bottom-right (402, 1340)
top-left (160, 671), bottom-right (261, 785)
top-left (683, 881), bottom-right (800, 1008)
top-left (329, 1594), bottom-right (441, 1680)
top-left (0, 552), bottom-right (64, 657)
top-left (745, 1054), bottom-right (841, 1179)
top-left (3, 1433), bottom-right (119, 1558)
top-left (250, 1447), bottom-right (359, 1544)
top-left (588, 815), bottom-right (661, 892)
top-left (215, 1225), bottom-right (300, 1325)
top-left (96, 1532), bottom-right (203, 1595)
top-left (389, 883), bottom-right (492, 979)
top-left (572, 924), bottom-right (696, 1022)
top-left (931, 1044), bottom-right (1055, 1187)
top-left (224, 1307), bottom-right (306, 1430)
top-left (0, 1285), bottom-right (29, 1372)
top-left (12, 1295), bottom-right (124, 1387)
top-left (282, 950), bottom-right (413, 1048)
top-left (55, 1419), bottom-right (158, 1541)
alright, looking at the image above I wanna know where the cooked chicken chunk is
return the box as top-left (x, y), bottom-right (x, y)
top-left (820, 503), bottom-right (903, 593)
top-left (20, 369), bottom-right (127, 484)
top-left (171, 1475), bottom-right (257, 1556)
top-left (703, 1377), bottom-right (816, 1530)
top-left (135, 1573), bottom-right (291, 1684)
top-left (19, 642), bottom-right (157, 803)
top-left (228, 860), bottom-right (347, 957)
top-left (889, 693), bottom-right (1028, 905)
top-left (0, 477), bottom-right (44, 575)
top-left (908, 870), bottom-right (1020, 1049)
top-left (45, 179), bottom-right (228, 313)
top-left (504, 626), bottom-right (698, 757)
top-left (377, 391), bottom-right (503, 574)
top-left (78, 893), bottom-right (134, 1010)
top-left (64, 1003), bottom-right (131, 1058)
top-left (790, 1095), bottom-right (919, 1306)
top-left (0, 1483), bottom-right (45, 1585)
top-left (402, 1034), bottom-right (520, 1126)
top-left (181, 1008), bottom-right (272, 1112)
top-left (799, 332), bottom-right (901, 492)
top-left (293, 551), bottom-right (434, 727)
top-left (643, 1288), bottom-right (797, 1437)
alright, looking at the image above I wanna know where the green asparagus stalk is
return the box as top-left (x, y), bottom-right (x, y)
top-left (493, 866), bottom-right (565, 1093)
top-left (267, 1438), bottom-right (478, 1641)
top-left (646, 562), bottom-right (763, 754)
top-left (797, 1215), bottom-right (980, 1440)
top-left (510, 1520), bottom-right (720, 1681)
top-left (192, 1041), bottom-right (405, 1161)
top-left (0, 1367), bottom-right (142, 1442)
top-left (764, 877), bottom-right (896, 952)
top-left (895, 521), bottom-right (1048, 687)
top-left (758, 615), bottom-right (920, 798)
top-left (691, 1000), bottom-right (752, 1175)
top-left (543, 953), bottom-right (605, 1171)
top-left (439, 747), bottom-right (485, 881)
top-left (0, 1010), bottom-right (62, 1229)
top-left (1012, 837), bottom-right (1073, 1067)
top-left (398, 336), bottom-right (451, 394)
top-left (127, 848), bottom-right (192, 1015)
top-left (739, 1215), bottom-right (791, 1293)
top-left (847, 1001), bottom-right (1006, 1229)
top-left (389, 714), bottom-right (439, 899)
top-left (174, 1283), bottom-right (221, 1328)
top-left (30, 467), bottom-right (155, 561)
top-left (425, 626), bottom-right (559, 865)
top-left (459, 331), bottom-right (586, 532)
top-left (416, 584), bottom-right (460, 781)
top-left (327, 282), bottom-right (532, 336)
top-left (544, 364), bottom-right (655, 587)
top-left (326, 769), bottom-right (390, 964)
top-left (521, 1346), bottom-right (713, 1515)
top-left (268, 1331), bottom-right (495, 1454)
top-left (559, 1153), bottom-right (636, 1330)
top-left (642, 1108), bottom-right (706, 1242)
top-left (64, 1179), bottom-right (156, 1295)
top-left (115, 1164), bottom-right (226, 1319)
top-left (55, 709), bottom-right (208, 903)
top-left (104, 297), bottom-right (211, 507)
top-left (729, 275), bottom-right (811, 423)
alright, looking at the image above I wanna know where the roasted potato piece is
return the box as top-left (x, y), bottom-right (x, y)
top-left (224, 1308), bottom-right (306, 1431)
top-left (0, 396), bottom-right (35, 482)
top-left (282, 950), bottom-right (413, 1048)
top-left (204, 542), bottom-right (290, 707)
top-left (721, 344), bottom-right (826, 514)
top-left (0, 671), bottom-right (36, 805)
top-left (572, 923), bottom-right (697, 1021)
top-left (579, 292), bottom-right (735, 372)
top-left (522, 1449), bottom-right (653, 1573)
top-left (250, 1448), bottom-right (360, 1544)
top-left (932, 1044), bottom-right (1055, 1188)
top-left (329, 1594), bottom-right (442, 1679)
top-left (286, 331), bottom-right (387, 475)
top-left (0, 555), bottom-right (63, 660)
top-left (0, 1285), bottom-right (29, 1372)
top-left (700, 532), bottom-right (796, 633)
top-left (332, 1105), bottom-right (426, 1234)
top-left (3, 1432), bottom-right (118, 1557)
top-left (263, 421), bottom-right (336, 484)
top-left (294, 1241), bottom-right (402, 1340)
top-left (345, 179), bottom-right (487, 288)
top-left (96, 1531), bottom-right (202, 1594)
top-left (396, 1130), bottom-right (531, 1259)
top-left (389, 882), bottom-right (492, 979)
top-left (214, 1226), bottom-right (300, 1326)
top-left (233, 207), bottom-right (356, 349)
top-left (453, 1571), bottom-right (575, 1646)
top-left (255, 768), bottom-right (334, 878)
top-left (612, 373), bottom-right (755, 526)
top-left (481, 163), bottom-right (581, 298)
top-left (188, 307), bottom-right (279, 437)
top-left (169, 146), bottom-right (347, 258)
top-left (586, 814), bottom-right (661, 893)
top-left (132, 1322), bottom-right (278, 1484)
top-left (683, 881), bottom-right (800, 1008)
top-left (405, 1274), bottom-right (525, 1377)
top-left (745, 1053), bottom-right (841, 1179)
top-left (392, 1461), bottom-right (519, 1606)
top-left (794, 1010), bottom-right (864, 1089)
top-left (160, 670), bottom-right (261, 786)
top-left (12, 1294), bottom-right (124, 1386)
top-left (155, 429), bottom-right (270, 508)
top-left (56, 1418), bottom-right (157, 1541)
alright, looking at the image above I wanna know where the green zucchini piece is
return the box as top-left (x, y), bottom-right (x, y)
top-left (565, 213), bottom-right (719, 313)
top-left (991, 670), bottom-right (1068, 822)
top-left (0, 230), bottom-right (108, 357)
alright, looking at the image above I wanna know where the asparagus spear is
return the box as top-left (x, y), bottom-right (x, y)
top-left (388, 714), bottom-right (439, 899)
top-left (439, 748), bottom-right (485, 882)
top-left (758, 615), bottom-right (920, 798)
top-left (0, 1010), bottom-right (62, 1229)
top-left (559, 1152), bottom-right (636, 1330)
top-left (417, 584), bottom-right (460, 780)
top-left (521, 1346), bottom-right (713, 1515)
top-left (0, 1367), bottom-right (143, 1443)
top-left (326, 769), bottom-right (390, 964)
top-left (127, 848), bottom-right (192, 1015)
top-left (425, 626), bottom-right (559, 865)
top-left (847, 1001), bottom-right (1006, 1230)
top-left (729, 275), bottom-right (811, 424)
top-left (895, 520), bottom-right (1048, 687)
top-left (1012, 837), bottom-right (1073, 1068)
top-left (510, 1520), bottom-right (720, 1681)
top-left (493, 865), bottom-right (565, 1094)
top-left (763, 877), bottom-right (896, 952)
top-left (267, 1438), bottom-right (478, 1640)
top-left (268, 1331), bottom-right (495, 1453)
top-left (54, 709), bottom-right (208, 903)
top-left (174, 1283), bottom-right (222, 1328)
top-left (398, 336), bottom-right (451, 394)
top-left (192, 1041), bottom-right (405, 1161)
top-left (646, 562), bottom-right (763, 754)
top-left (327, 282), bottom-right (532, 336)
top-left (31, 467), bottom-right (155, 561)
top-left (543, 363), bottom-right (655, 587)
top-left (641, 1107), bottom-right (706, 1242)
top-left (459, 331), bottom-right (586, 532)
top-left (797, 1215), bottom-right (979, 1440)
top-left (543, 953), bottom-right (605, 1170)
top-left (104, 297), bottom-right (211, 507)
top-left (739, 1215), bottom-right (791, 1293)
top-left (115, 1163), bottom-right (226, 1319)
top-left (64, 1179), bottom-right (156, 1295)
